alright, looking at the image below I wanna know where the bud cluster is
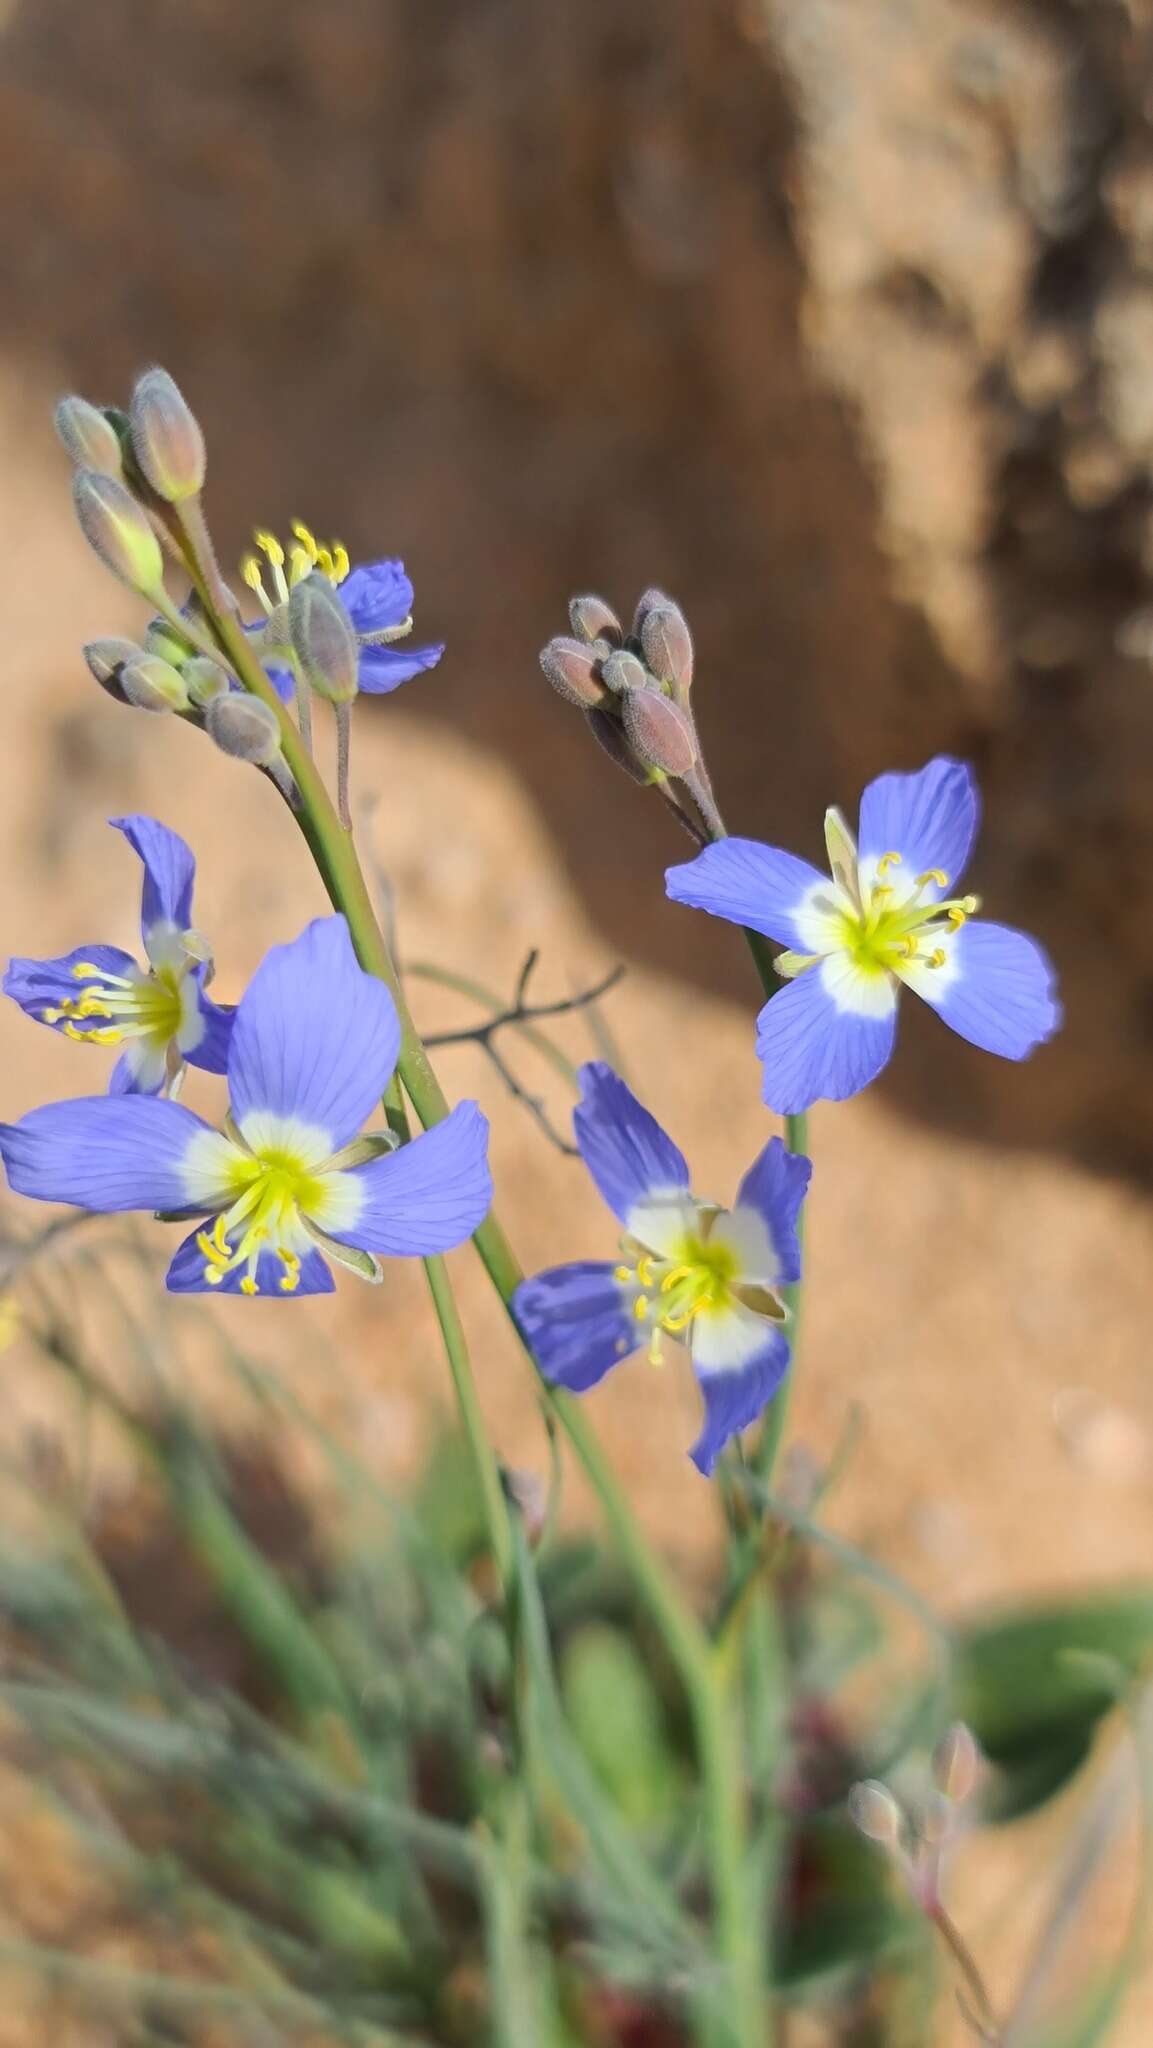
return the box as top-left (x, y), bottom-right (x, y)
top-left (848, 1721), bottom-right (982, 1916)
top-left (539, 586), bottom-right (700, 789)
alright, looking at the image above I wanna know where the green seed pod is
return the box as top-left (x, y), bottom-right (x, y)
top-left (206, 692), bottom-right (283, 764)
top-left (621, 683), bottom-right (698, 776)
top-left (119, 654), bottom-right (190, 713)
top-left (129, 367), bottom-right (206, 503)
top-left (54, 397), bottom-right (124, 478)
top-left (183, 657), bottom-right (231, 708)
top-left (288, 571), bottom-right (359, 703)
top-left (83, 636), bottom-right (148, 703)
top-left (569, 593), bottom-right (621, 645)
top-left (539, 635), bottom-right (606, 708)
top-left (72, 470), bottom-right (165, 599)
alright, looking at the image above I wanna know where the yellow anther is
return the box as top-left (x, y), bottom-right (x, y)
top-left (315, 546), bottom-right (334, 576)
top-left (241, 555), bottom-right (265, 593)
top-left (660, 1263), bottom-right (692, 1294)
top-left (288, 544), bottom-right (311, 586)
top-left (961, 894), bottom-right (979, 914)
top-left (633, 1294), bottom-right (651, 1321)
top-left (212, 1212), bottom-right (231, 1256)
top-left (877, 850), bottom-right (902, 874)
top-left (89, 1026), bottom-right (123, 1044)
top-left (928, 947), bottom-right (947, 968)
top-left (61, 1023), bottom-right (86, 1041)
top-left (946, 906), bottom-right (967, 929)
top-left (916, 869), bottom-right (949, 890)
top-left (636, 1256), bottom-right (655, 1288)
top-left (197, 1227), bottom-right (231, 1270)
top-left (205, 1268), bottom-right (224, 1287)
top-left (42, 1007), bottom-right (63, 1024)
top-left (240, 1275), bottom-right (259, 1296)
top-left (332, 542), bottom-right (350, 581)
top-left (291, 520), bottom-right (320, 562)
top-left (71, 962), bottom-right (104, 979)
top-left (613, 1264), bottom-right (632, 1284)
top-left (901, 934), bottom-right (918, 958)
top-left (254, 529), bottom-right (285, 568)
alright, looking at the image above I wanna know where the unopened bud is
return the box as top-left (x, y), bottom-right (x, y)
top-left (206, 692), bottom-right (283, 765)
top-left (83, 636), bottom-right (148, 702)
top-left (641, 599), bottom-right (693, 692)
top-left (539, 635), bottom-right (606, 708)
top-left (288, 571), bottom-right (359, 703)
top-left (569, 593), bottom-right (622, 645)
top-left (599, 648), bottom-right (649, 696)
top-left (848, 1780), bottom-right (904, 1850)
top-left (920, 1789), bottom-right (955, 1848)
top-left (120, 654), bottom-right (190, 714)
top-left (183, 657), bottom-right (231, 708)
top-left (631, 585), bottom-right (672, 638)
top-left (584, 707), bottom-right (652, 786)
top-left (505, 1469), bottom-right (548, 1545)
top-left (72, 470), bottom-right (165, 598)
top-left (129, 368), bottom-right (206, 502)
top-left (144, 617), bottom-right (196, 670)
top-left (621, 685), bottom-right (698, 776)
top-left (54, 397), bottom-right (123, 478)
top-left (931, 1723), bottom-right (980, 1807)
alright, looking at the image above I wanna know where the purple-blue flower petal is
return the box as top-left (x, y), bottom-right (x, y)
top-left (339, 558), bottom-right (414, 634)
top-left (572, 1062), bottom-right (690, 1226)
top-left (355, 640), bottom-right (445, 695)
top-left (665, 839), bottom-right (828, 946)
top-left (754, 971), bottom-right (898, 1113)
top-left (265, 664), bottom-right (296, 702)
top-left (856, 757), bottom-right (978, 895)
top-left (0, 1095), bottom-right (213, 1212)
top-left (165, 1229), bottom-right (335, 1298)
top-left (185, 982), bottom-right (234, 1076)
top-left (109, 815), bottom-right (197, 946)
top-left (226, 917), bottom-right (401, 1149)
top-left (690, 1329), bottom-right (791, 1477)
top-left (336, 1102), bottom-right (492, 1256)
top-left (733, 1137), bottom-right (811, 1286)
top-left (913, 919), bottom-right (1061, 1059)
top-left (513, 1261), bottom-right (635, 1393)
top-left (3, 944), bottom-right (139, 1029)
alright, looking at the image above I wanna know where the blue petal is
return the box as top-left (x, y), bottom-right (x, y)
top-left (572, 1062), bottom-right (690, 1225)
top-left (4, 944), bottom-right (139, 1029)
top-left (109, 816), bottom-right (197, 945)
top-left (912, 919), bottom-right (1061, 1058)
top-left (227, 917), bottom-right (401, 1149)
top-left (339, 558), bottom-right (414, 634)
top-left (0, 1095), bottom-right (214, 1212)
top-left (185, 980), bottom-right (234, 1076)
top-left (665, 839), bottom-right (828, 946)
top-left (336, 1102), bottom-right (492, 1256)
top-left (356, 640), bottom-right (445, 695)
top-left (856, 758), bottom-right (978, 894)
top-left (690, 1329), bottom-right (791, 1477)
top-left (265, 664), bottom-right (296, 702)
top-left (513, 1261), bottom-right (636, 1393)
top-left (755, 969), bottom-right (897, 1113)
top-left (166, 1228), bottom-right (335, 1298)
top-left (733, 1137), bottom-right (811, 1286)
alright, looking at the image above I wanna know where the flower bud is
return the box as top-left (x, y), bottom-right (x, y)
top-left (206, 692), bottom-right (284, 765)
top-left (288, 571), bottom-right (359, 703)
top-left (83, 636), bottom-right (148, 702)
top-left (931, 1722), bottom-right (980, 1807)
top-left (599, 648), bottom-right (649, 696)
top-left (72, 470), bottom-right (165, 599)
top-left (848, 1780), bottom-right (903, 1850)
top-left (183, 657), bottom-right (231, 708)
top-left (539, 635), bottom-right (606, 708)
top-left (129, 368), bottom-right (206, 502)
top-left (569, 593), bottom-right (622, 645)
top-left (640, 598), bottom-right (693, 692)
top-left (584, 707), bottom-right (652, 786)
top-left (120, 654), bottom-right (190, 713)
top-left (54, 397), bottom-right (123, 478)
top-left (621, 684), bottom-right (698, 776)
top-left (631, 585), bottom-right (672, 638)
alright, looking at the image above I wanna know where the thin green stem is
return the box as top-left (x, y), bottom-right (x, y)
top-left (423, 1252), bottom-right (513, 1587)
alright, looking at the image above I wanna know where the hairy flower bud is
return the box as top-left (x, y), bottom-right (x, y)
top-left (183, 657), bottom-right (231, 707)
top-left (129, 368), bottom-right (206, 503)
top-left (72, 470), bottom-right (165, 599)
top-left (539, 635), bottom-right (606, 708)
top-left (640, 598), bottom-right (694, 693)
top-left (288, 571), bottom-right (359, 703)
top-left (848, 1780), bottom-right (903, 1850)
top-left (569, 593), bottom-right (622, 645)
top-left (931, 1723), bottom-right (980, 1807)
top-left (54, 397), bottom-right (123, 478)
top-left (621, 684), bottom-right (698, 776)
top-left (83, 636), bottom-right (148, 703)
top-left (584, 707), bottom-right (652, 786)
top-left (599, 648), bottom-right (649, 696)
top-left (206, 692), bottom-right (283, 764)
top-left (120, 654), bottom-right (191, 714)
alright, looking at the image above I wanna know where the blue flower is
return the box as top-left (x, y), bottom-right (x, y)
top-left (3, 815), bottom-right (234, 1098)
top-left (513, 1062), bottom-right (810, 1475)
top-left (241, 523), bottom-right (444, 700)
top-left (0, 916), bottom-right (492, 1299)
top-left (665, 757), bottom-right (1061, 1115)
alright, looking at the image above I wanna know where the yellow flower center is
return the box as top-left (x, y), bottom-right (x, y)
top-left (240, 520), bottom-right (351, 616)
top-left (842, 853), bottom-right (979, 977)
top-left (197, 1143), bottom-right (330, 1297)
top-left (43, 958), bottom-right (187, 1049)
top-left (615, 1230), bottom-right (744, 1364)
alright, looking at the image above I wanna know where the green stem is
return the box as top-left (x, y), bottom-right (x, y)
top-left (423, 1251), bottom-right (513, 1587)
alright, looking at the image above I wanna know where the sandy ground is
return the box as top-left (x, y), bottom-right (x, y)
top-left (0, 374), bottom-right (1150, 2040)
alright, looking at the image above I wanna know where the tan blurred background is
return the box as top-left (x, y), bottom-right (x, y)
top-left (0, 0), bottom-right (1152, 2038)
